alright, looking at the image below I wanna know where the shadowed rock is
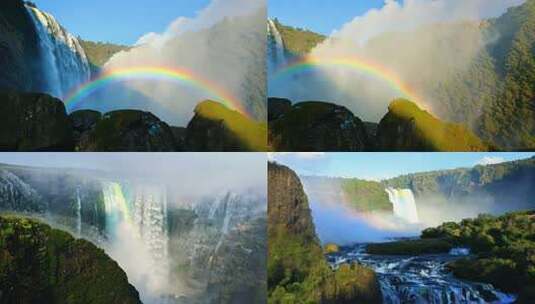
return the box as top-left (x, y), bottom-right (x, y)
top-left (269, 100), bottom-right (371, 151)
top-left (0, 91), bottom-right (73, 151)
top-left (79, 110), bottom-right (177, 151)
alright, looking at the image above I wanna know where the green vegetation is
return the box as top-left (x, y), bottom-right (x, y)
top-left (194, 100), bottom-right (267, 151)
top-left (269, 229), bottom-right (381, 304)
top-left (423, 211), bottom-right (535, 302)
top-left (385, 155), bottom-right (535, 204)
top-left (476, 0), bottom-right (535, 149)
top-left (79, 39), bottom-right (129, 75)
top-left (367, 238), bottom-right (453, 255)
top-left (378, 99), bottom-right (493, 151)
top-left (341, 179), bottom-right (392, 212)
top-left (0, 215), bottom-right (141, 303)
top-left (271, 19), bottom-right (326, 55)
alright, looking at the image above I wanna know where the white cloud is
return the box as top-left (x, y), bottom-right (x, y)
top-left (477, 156), bottom-right (505, 166)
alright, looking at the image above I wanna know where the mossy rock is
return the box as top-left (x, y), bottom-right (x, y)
top-left (377, 99), bottom-right (493, 151)
top-left (186, 100), bottom-right (267, 151)
top-left (0, 215), bottom-right (141, 304)
top-left (324, 243), bottom-right (340, 254)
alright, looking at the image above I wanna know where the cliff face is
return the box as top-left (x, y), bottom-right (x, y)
top-left (385, 156), bottom-right (535, 209)
top-left (268, 162), bottom-right (382, 304)
top-left (0, 0), bottom-right (42, 92)
top-left (0, 216), bottom-right (141, 304)
top-left (268, 163), bottom-right (319, 241)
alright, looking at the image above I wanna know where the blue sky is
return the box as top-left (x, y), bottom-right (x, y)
top-left (32, 0), bottom-right (211, 45)
top-left (270, 153), bottom-right (535, 180)
top-left (269, 0), bottom-right (387, 34)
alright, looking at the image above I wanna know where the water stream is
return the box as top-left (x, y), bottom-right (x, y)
top-left (327, 244), bottom-right (516, 304)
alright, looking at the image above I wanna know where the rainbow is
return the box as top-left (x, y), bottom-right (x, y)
top-left (65, 66), bottom-right (248, 116)
top-left (273, 56), bottom-right (430, 111)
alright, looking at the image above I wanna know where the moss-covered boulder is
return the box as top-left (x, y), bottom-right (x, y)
top-left (324, 243), bottom-right (340, 254)
top-left (0, 215), bottom-right (141, 304)
top-left (269, 101), bottom-right (371, 151)
top-left (268, 162), bottom-right (382, 303)
top-left (377, 99), bottom-right (493, 151)
top-left (185, 100), bottom-right (267, 151)
top-left (79, 109), bottom-right (177, 151)
top-left (0, 91), bottom-right (73, 151)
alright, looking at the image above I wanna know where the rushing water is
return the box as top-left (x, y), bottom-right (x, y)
top-left (327, 244), bottom-right (516, 304)
top-left (386, 188), bottom-right (420, 224)
top-left (25, 5), bottom-right (90, 100)
top-left (75, 186), bottom-right (82, 236)
top-left (101, 181), bottom-right (171, 303)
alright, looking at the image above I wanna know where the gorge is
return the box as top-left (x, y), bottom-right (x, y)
top-left (0, 160), bottom-right (267, 304)
top-left (270, 154), bottom-right (535, 303)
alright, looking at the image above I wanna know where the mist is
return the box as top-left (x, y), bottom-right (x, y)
top-left (83, 0), bottom-right (266, 126)
top-left (301, 174), bottom-right (532, 246)
top-left (270, 0), bottom-right (525, 123)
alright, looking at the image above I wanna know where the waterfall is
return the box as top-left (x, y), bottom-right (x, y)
top-left (385, 188), bottom-right (419, 224)
top-left (101, 182), bottom-right (170, 299)
top-left (268, 19), bottom-right (287, 71)
top-left (25, 5), bottom-right (90, 100)
top-left (76, 187), bottom-right (82, 236)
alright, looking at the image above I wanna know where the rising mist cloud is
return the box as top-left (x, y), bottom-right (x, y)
top-left (272, 0), bottom-right (525, 123)
top-left (92, 0), bottom-right (266, 126)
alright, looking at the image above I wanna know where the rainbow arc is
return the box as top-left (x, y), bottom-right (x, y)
top-left (65, 66), bottom-right (248, 116)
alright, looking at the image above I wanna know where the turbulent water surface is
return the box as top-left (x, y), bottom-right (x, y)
top-left (328, 244), bottom-right (516, 304)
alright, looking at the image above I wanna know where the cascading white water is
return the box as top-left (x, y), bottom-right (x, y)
top-left (385, 188), bottom-right (419, 224)
top-left (268, 19), bottom-right (287, 71)
top-left (25, 5), bottom-right (90, 100)
top-left (101, 181), bottom-right (170, 301)
top-left (76, 187), bottom-right (82, 236)
top-left (132, 185), bottom-right (169, 278)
